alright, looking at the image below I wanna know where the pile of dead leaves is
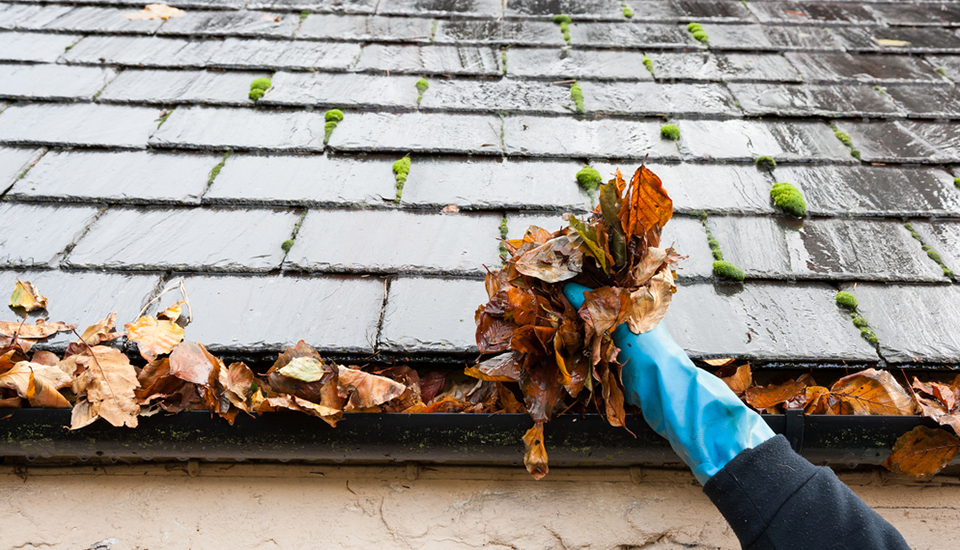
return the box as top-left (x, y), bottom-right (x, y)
top-left (0, 282), bottom-right (522, 430)
top-left (717, 361), bottom-right (960, 478)
top-left (472, 165), bottom-right (679, 479)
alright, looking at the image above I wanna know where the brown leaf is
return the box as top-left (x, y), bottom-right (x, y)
top-left (883, 426), bottom-right (960, 478)
top-left (0, 361), bottom-right (72, 398)
top-left (745, 379), bottom-right (806, 410)
top-left (513, 234), bottom-right (584, 283)
top-left (802, 386), bottom-right (831, 414)
top-left (618, 166), bottom-right (673, 242)
top-left (9, 280), bottom-right (47, 311)
top-left (79, 312), bottom-right (122, 346)
top-left (475, 312), bottom-right (518, 354)
top-left (125, 316), bottom-right (185, 362)
top-left (123, 3), bottom-right (186, 20)
top-left (0, 320), bottom-right (76, 339)
top-left (27, 370), bottom-right (70, 408)
top-left (465, 352), bottom-right (522, 382)
top-left (633, 247), bottom-right (668, 286)
top-left (419, 371), bottom-right (447, 403)
top-left (579, 286), bottom-right (628, 337)
top-left (72, 346), bottom-right (140, 429)
top-left (624, 269), bottom-right (675, 334)
top-left (497, 382), bottom-right (526, 413)
top-left (829, 369), bottom-right (916, 416)
top-left (717, 363), bottom-right (752, 397)
top-left (337, 366), bottom-right (406, 410)
top-left (168, 341), bottom-right (219, 385)
top-left (913, 377), bottom-right (960, 436)
top-left (31, 350), bottom-right (60, 367)
top-left (523, 422), bottom-right (549, 480)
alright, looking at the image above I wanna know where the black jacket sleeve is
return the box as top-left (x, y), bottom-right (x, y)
top-left (702, 435), bottom-right (911, 550)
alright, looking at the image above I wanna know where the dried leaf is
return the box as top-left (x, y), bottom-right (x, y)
top-left (876, 38), bottom-right (910, 47)
top-left (705, 358), bottom-right (736, 367)
top-left (72, 346), bottom-right (140, 429)
top-left (0, 320), bottom-right (76, 339)
top-left (123, 3), bottom-right (186, 20)
top-left (27, 370), bottom-right (71, 408)
top-left (802, 386), bottom-right (831, 414)
top-left (337, 366), bottom-right (406, 410)
top-left (618, 166), bottom-right (673, 242)
top-left (624, 269), bottom-right (675, 334)
top-left (258, 395), bottom-right (341, 427)
top-left (158, 301), bottom-right (184, 323)
top-left (79, 312), bottom-right (122, 346)
top-left (31, 351), bottom-right (60, 367)
top-left (0, 362), bottom-right (72, 406)
top-left (168, 341), bottom-right (219, 385)
top-left (465, 352), bottom-right (522, 382)
top-left (10, 280), bottom-right (47, 311)
top-left (279, 356), bottom-right (327, 382)
top-left (829, 369), bottom-right (916, 416)
top-left (745, 379), bottom-right (806, 410)
top-left (717, 363), bottom-right (752, 397)
top-left (514, 234), bottom-right (584, 283)
top-left (523, 422), bottom-right (549, 480)
top-left (883, 426), bottom-right (960, 478)
top-left (125, 316), bottom-right (185, 362)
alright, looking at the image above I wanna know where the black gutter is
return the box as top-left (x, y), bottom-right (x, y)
top-left (0, 409), bottom-right (954, 467)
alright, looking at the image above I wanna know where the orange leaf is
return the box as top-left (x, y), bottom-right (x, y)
top-left (79, 312), bottom-right (122, 346)
top-left (717, 363), bottom-right (752, 397)
top-left (745, 378), bottom-right (805, 410)
top-left (0, 320), bottom-right (75, 339)
top-left (337, 366), bottom-right (406, 410)
top-left (829, 369), bottom-right (915, 415)
top-left (168, 341), bottom-right (219, 385)
top-left (883, 426), bottom-right (960, 478)
top-left (125, 316), bottom-right (184, 362)
top-left (617, 166), bottom-right (673, 242)
top-left (27, 370), bottom-right (70, 408)
top-left (522, 422), bottom-right (549, 480)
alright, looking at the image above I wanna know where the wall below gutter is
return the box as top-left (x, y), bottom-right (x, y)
top-left (1, 410), bottom-right (954, 467)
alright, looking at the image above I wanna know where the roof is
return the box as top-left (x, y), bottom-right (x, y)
top-left (1, 0), bottom-right (959, 368)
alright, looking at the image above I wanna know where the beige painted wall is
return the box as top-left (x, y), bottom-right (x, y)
top-left (2, 463), bottom-right (957, 550)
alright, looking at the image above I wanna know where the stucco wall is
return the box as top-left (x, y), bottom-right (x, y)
top-left (2, 463), bottom-right (957, 549)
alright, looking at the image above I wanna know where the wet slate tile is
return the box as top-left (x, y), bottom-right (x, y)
top-left (204, 153), bottom-right (394, 206)
top-left (62, 36), bottom-right (221, 67)
top-left (434, 20), bottom-right (565, 46)
top-left (0, 3), bottom-right (43, 29)
top-left (378, 0), bottom-right (502, 17)
top-left (0, 32), bottom-right (79, 62)
top-left (379, 276), bottom-right (488, 353)
top-left (845, 284), bottom-right (960, 364)
top-left (772, 165), bottom-right (960, 217)
top-left (649, 53), bottom-right (802, 82)
top-left (665, 282), bottom-right (877, 361)
top-left (703, 24), bottom-right (844, 51)
top-left (0, 270), bottom-right (160, 350)
top-left (504, 212), bottom-right (568, 239)
top-left (297, 14), bottom-right (433, 42)
top-left (0, 104), bottom-right (160, 149)
top-left (28, 0), bottom-right (246, 6)
top-left (152, 274), bottom-right (384, 353)
top-left (746, 1), bottom-right (882, 25)
top-left (729, 83), bottom-right (901, 118)
top-left (884, 85), bottom-right (960, 119)
top-left (832, 120), bottom-right (944, 163)
top-left (355, 44), bottom-right (501, 76)
top-left (208, 38), bottom-right (360, 70)
top-left (10, 150), bottom-right (217, 205)
top-left (0, 64), bottom-right (115, 101)
top-left (328, 112), bottom-right (502, 155)
top-left (708, 217), bottom-right (944, 282)
top-left (899, 121), bottom-right (960, 161)
top-left (0, 203), bottom-right (100, 268)
top-left (262, 72), bottom-right (419, 109)
top-left (834, 26), bottom-right (960, 54)
top-left (913, 221), bottom-right (960, 275)
top-left (150, 106), bottom-right (327, 151)
top-left (569, 22), bottom-right (698, 48)
top-left (869, 3), bottom-right (960, 27)
top-left (159, 10), bottom-right (300, 37)
top-left (786, 52), bottom-right (946, 84)
top-left (67, 207), bottom-right (298, 272)
top-left (400, 157), bottom-right (591, 211)
top-left (20, 6), bottom-right (164, 33)
top-left (507, 48), bottom-right (653, 80)
top-left (246, 0), bottom-right (378, 13)
top-left (419, 79), bottom-right (575, 114)
top-left (0, 147), bottom-right (44, 189)
top-left (653, 0), bottom-right (754, 22)
top-left (287, 209), bottom-right (502, 275)
top-left (503, 116), bottom-right (679, 160)
top-left (99, 69), bottom-right (265, 105)
top-left (504, 0), bottom-right (625, 20)
top-left (582, 81), bottom-right (739, 116)
top-left (924, 55), bottom-right (960, 82)
top-left (590, 162), bottom-right (776, 215)
top-left (678, 120), bottom-right (852, 162)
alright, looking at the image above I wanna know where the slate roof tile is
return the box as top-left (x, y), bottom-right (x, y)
top-left (506, 48), bottom-right (654, 80)
top-left (150, 106), bottom-right (327, 151)
top-left (0, 31), bottom-right (80, 62)
top-left (833, 25), bottom-right (960, 53)
top-left (0, 202), bottom-right (101, 268)
top-left (379, 276), bottom-right (488, 353)
top-left (581, 81), bottom-right (740, 117)
top-left (328, 112), bottom-right (502, 154)
top-left (355, 44), bottom-right (502, 75)
top-left (62, 35), bottom-right (223, 67)
top-left (206, 38), bottom-right (360, 69)
top-left (260, 72), bottom-right (419, 109)
top-left (0, 104), bottom-right (161, 148)
top-left (648, 53), bottom-right (802, 83)
top-left (745, 1), bottom-right (884, 25)
top-left (419, 78), bottom-right (575, 114)
top-left (156, 10), bottom-right (301, 37)
top-left (0, 63), bottom-right (116, 101)
top-left (297, 14), bottom-right (434, 42)
top-left (99, 69), bottom-right (266, 105)
top-left (503, 116), bottom-right (679, 159)
top-left (18, 5), bottom-right (165, 33)
top-left (700, 24), bottom-right (844, 51)
top-left (245, 0), bottom-right (377, 13)
top-left (676, 119), bottom-right (853, 162)
top-left (0, 147), bottom-right (45, 188)
top-left (728, 83), bottom-right (902, 117)
top-left (66, 207), bottom-right (299, 271)
top-left (912, 221), bottom-right (960, 275)
top-left (379, 0), bottom-right (503, 18)
top-left (785, 52), bottom-right (946, 84)
top-left (878, 85), bottom-right (960, 119)
top-left (569, 22), bottom-right (700, 48)
top-left (434, 19), bottom-right (567, 45)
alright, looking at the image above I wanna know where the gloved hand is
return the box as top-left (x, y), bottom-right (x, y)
top-left (564, 282), bottom-right (775, 484)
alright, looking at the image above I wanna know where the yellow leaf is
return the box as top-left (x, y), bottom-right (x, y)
top-left (9, 280), bottom-right (47, 311)
top-left (158, 301), bottom-right (184, 322)
top-left (876, 38), bottom-right (910, 47)
top-left (123, 3), bottom-right (186, 20)
top-left (0, 362), bottom-right (72, 402)
top-left (79, 312), bottom-right (121, 346)
top-left (27, 370), bottom-right (70, 408)
top-left (125, 316), bottom-right (185, 362)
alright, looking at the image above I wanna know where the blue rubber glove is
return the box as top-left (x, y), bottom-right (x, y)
top-left (564, 282), bottom-right (775, 485)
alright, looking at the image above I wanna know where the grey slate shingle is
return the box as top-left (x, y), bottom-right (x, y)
top-left (157, 10), bottom-right (301, 37)
top-left (0, 64), bottom-right (116, 101)
top-left (505, 48), bottom-right (654, 80)
top-left (297, 14), bottom-right (434, 42)
top-left (419, 79), bottom-right (575, 114)
top-left (0, 203), bottom-right (101, 268)
top-left (246, 0), bottom-right (378, 13)
top-left (0, 104), bottom-right (161, 148)
top-left (786, 52), bottom-right (947, 84)
top-left (99, 69), bottom-right (267, 105)
top-left (150, 106), bottom-right (327, 151)
top-left (729, 83), bottom-right (902, 118)
top-left (677, 119), bottom-right (853, 162)
top-left (912, 221), bottom-right (960, 275)
top-left (355, 44), bottom-right (502, 75)
top-left (259, 72), bottom-right (421, 109)
top-left (649, 53), bottom-right (802, 82)
top-left (503, 116), bottom-right (680, 160)
top-left (0, 147), bottom-right (45, 188)
top-left (701, 24), bottom-right (845, 51)
top-left (380, 276), bottom-right (488, 353)
top-left (0, 31), bottom-right (80, 62)
top-left (581, 82), bottom-right (740, 117)
top-left (19, 6), bottom-right (165, 33)
top-left (434, 20), bottom-right (566, 46)
top-left (569, 22), bottom-right (699, 48)
top-left (328, 112), bottom-right (503, 154)
top-left (378, 0), bottom-right (503, 18)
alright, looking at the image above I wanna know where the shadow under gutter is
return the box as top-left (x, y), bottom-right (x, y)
top-left (0, 410), bottom-right (954, 467)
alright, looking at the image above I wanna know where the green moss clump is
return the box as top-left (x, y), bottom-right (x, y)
top-left (850, 148), bottom-right (861, 160)
top-left (576, 165), bottom-right (602, 196)
top-left (249, 77), bottom-right (272, 101)
top-left (936, 67), bottom-right (948, 78)
top-left (927, 249), bottom-right (943, 263)
top-left (323, 121), bottom-right (338, 144)
top-left (553, 14), bottom-right (571, 24)
top-left (713, 260), bottom-right (744, 281)
top-left (770, 182), bottom-right (807, 216)
top-left (755, 156), bottom-right (776, 170)
top-left (570, 81), bottom-right (585, 114)
top-left (207, 151), bottom-right (231, 187)
top-left (852, 315), bottom-right (869, 328)
top-left (300, 10), bottom-right (309, 21)
top-left (834, 130), bottom-right (852, 147)
top-left (553, 14), bottom-right (571, 43)
top-left (325, 109), bottom-right (344, 122)
top-left (416, 77), bottom-right (429, 105)
top-left (281, 239), bottom-right (295, 253)
top-left (954, 177), bottom-right (960, 189)
top-left (623, 6), bottom-right (633, 18)
top-left (642, 55), bottom-right (654, 75)
top-left (835, 291), bottom-right (858, 309)
top-left (499, 218), bottom-right (509, 260)
top-left (392, 156), bottom-right (412, 201)
top-left (660, 124), bottom-right (680, 141)
top-left (687, 23), bottom-right (708, 43)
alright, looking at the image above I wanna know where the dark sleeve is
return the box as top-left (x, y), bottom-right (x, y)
top-left (702, 435), bottom-right (911, 550)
